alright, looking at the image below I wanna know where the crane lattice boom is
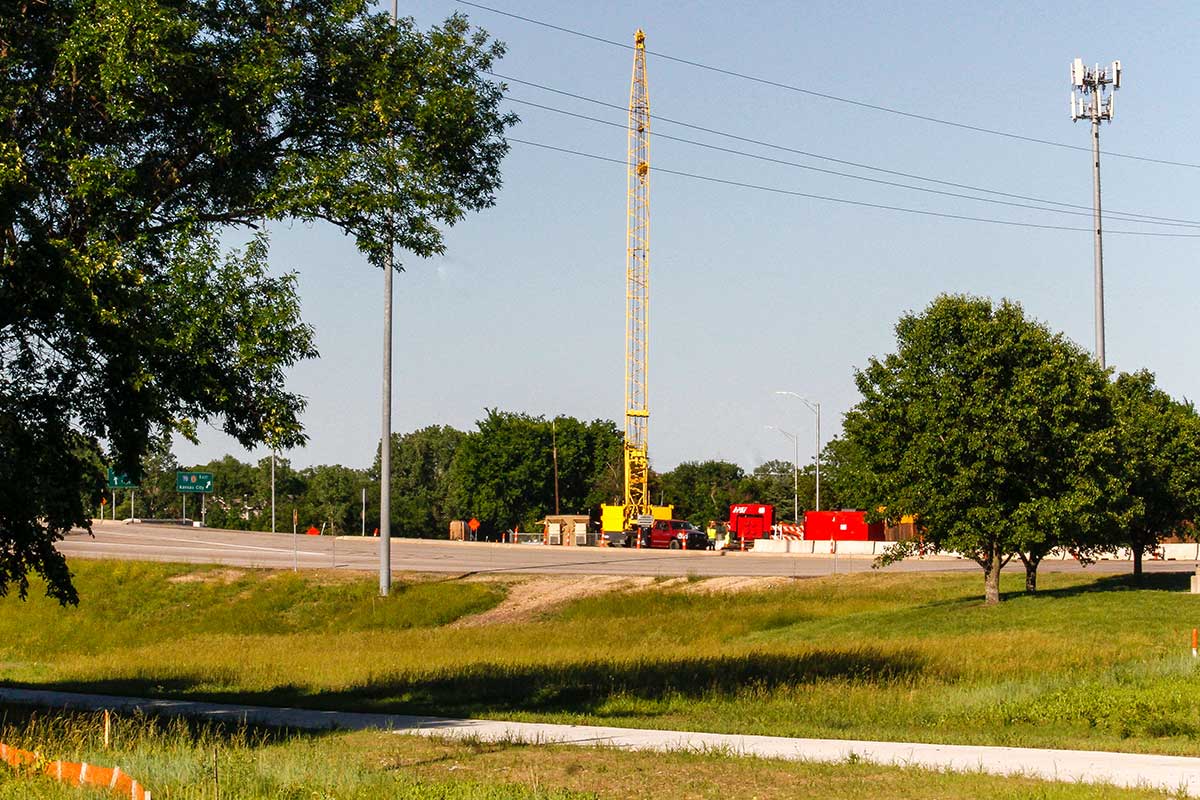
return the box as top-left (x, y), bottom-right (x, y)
top-left (623, 29), bottom-right (651, 527)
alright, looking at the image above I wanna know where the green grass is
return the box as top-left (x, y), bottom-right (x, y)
top-left (5, 561), bottom-right (1200, 755)
top-left (0, 706), bottom-right (1181, 799)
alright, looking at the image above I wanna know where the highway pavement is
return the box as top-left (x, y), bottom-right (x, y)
top-left (59, 521), bottom-right (1186, 578)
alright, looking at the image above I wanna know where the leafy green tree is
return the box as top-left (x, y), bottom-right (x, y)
top-left (372, 425), bottom-right (466, 536)
top-left (660, 460), bottom-right (747, 526)
top-left (1109, 371), bottom-right (1200, 578)
top-left (817, 437), bottom-right (877, 512)
top-left (192, 455), bottom-right (261, 530)
top-left (845, 294), bottom-right (1115, 603)
top-left (448, 411), bottom-right (548, 533)
top-left (301, 464), bottom-right (369, 535)
top-left (744, 460), bottom-right (798, 521)
top-left (447, 411), bottom-right (622, 533)
top-left (1, 1), bottom-right (514, 602)
top-left (136, 433), bottom-right (181, 520)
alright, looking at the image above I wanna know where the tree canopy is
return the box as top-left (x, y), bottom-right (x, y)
top-left (0, 0), bottom-right (515, 602)
top-left (844, 294), bottom-right (1115, 603)
top-left (447, 411), bottom-right (622, 534)
top-left (1109, 370), bottom-right (1200, 576)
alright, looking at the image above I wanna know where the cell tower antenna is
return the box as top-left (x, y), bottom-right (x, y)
top-left (1070, 57), bottom-right (1120, 369)
top-left (623, 28), bottom-right (651, 528)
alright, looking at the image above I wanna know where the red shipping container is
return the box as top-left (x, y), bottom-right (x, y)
top-left (803, 510), bottom-right (884, 541)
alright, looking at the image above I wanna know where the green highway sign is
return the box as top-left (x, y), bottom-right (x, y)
top-left (176, 471), bottom-right (214, 493)
top-left (106, 468), bottom-right (138, 489)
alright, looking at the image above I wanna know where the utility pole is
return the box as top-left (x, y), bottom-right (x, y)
top-left (270, 451), bottom-right (276, 534)
top-left (378, 0), bottom-right (399, 598)
top-left (1070, 57), bottom-right (1121, 369)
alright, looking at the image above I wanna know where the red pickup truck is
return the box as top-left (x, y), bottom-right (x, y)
top-left (632, 519), bottom-right (713, 550)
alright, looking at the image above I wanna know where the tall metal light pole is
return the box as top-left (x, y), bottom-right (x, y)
top-left (378, 0), bottom-right (399, 598)
top-left (270, 451), bottom-right (276, 534)
top-left (776, 391), bottom-right (821, 512)
top-left (765, 425), bottom-right (799, 524)
top-left (1070, 57), bottom-right (1120, 369)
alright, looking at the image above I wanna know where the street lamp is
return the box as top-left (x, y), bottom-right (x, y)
top-left (765, 425), bottom-right (799, 525)
top-left (775, 391), bottom-right (821, 512)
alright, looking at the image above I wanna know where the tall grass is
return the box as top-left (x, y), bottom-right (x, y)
top-left (0, 706), bottom-right (1181, 800)
top-left (0, 706), bottom-right (588, 799)
top-left (5, 563), bottom-right (1200, 754)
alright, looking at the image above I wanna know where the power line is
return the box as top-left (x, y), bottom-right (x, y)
top-left (496, 74), bottom-right (1200, 227)
top-left (509, 96), bottom-right (1200, 230)
top-left (463, 1), bottom-right (1200, 170)
top-left (504, 136), bottom-right (1200, 238)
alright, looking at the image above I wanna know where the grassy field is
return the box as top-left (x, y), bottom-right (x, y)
top-left (0, 706), bottom-right (1183, 799)
top-left (4, 560), bottom-right (1200, 756)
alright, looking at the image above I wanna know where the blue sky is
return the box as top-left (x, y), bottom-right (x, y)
top-left (176, 0), bottom-right (1200, 474)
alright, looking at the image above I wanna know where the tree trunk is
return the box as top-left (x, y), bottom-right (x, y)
top-left (984, 544), bottom-right (1002, 605)
top-left (1015, 551), bottom-right (1041, 593)
top-left (1132, 544), bottom-right (1143, 580)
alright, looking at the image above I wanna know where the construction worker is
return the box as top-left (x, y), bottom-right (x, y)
top-left (706, 520), bottom-right (717, 549)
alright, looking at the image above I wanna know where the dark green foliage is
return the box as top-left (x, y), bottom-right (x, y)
top-left (1108, 371), bottom-right (1200, 577)
top-left (375, 425), bottom-right (467, 536)
top-left (659, 460), bottom-right (748, 525)
top-left (0, 0), bottom-right (514, 601)
top-left (845, 294), bottom-right (1116, 603)
top-left (447, 411), bottom-right (622, 533)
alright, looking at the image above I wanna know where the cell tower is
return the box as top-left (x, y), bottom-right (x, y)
top-left (1070, 57), bottom-right (1121, 369)
top-left (623, 28), bottom-right (651, 527)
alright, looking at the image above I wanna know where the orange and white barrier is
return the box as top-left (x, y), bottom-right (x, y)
top-left (771, 523), bottom-right (805, 540)
top-left (1, 741), bottom-right (151, 799)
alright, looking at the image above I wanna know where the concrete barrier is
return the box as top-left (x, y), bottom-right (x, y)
top-left (835, 541), bottom-right (875, 555)
top-left (750, 539), bottom-right (788, 554)
top-left (787, 540), bottom-right (814, 554)
top-left (1162, 543), bottom-right (1198, 561)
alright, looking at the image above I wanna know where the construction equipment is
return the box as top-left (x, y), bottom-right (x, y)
top-left (601, 29), bottom-right (672, 541)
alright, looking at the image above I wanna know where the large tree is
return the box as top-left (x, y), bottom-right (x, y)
top-left (1109, 371), bottom-right (1200, 578)
top-left (1, 1), bottom-right (514, 602)
top-left (845, 294), bottom-right (1115, 603)
top-left (447, 411), bottom-right (622, 533)
top-left (374, 425), bottom-right (467, 536)
top-left (659, 460), bottom-right (747, 526)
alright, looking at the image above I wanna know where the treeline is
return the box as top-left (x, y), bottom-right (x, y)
top-left (113, 410), bottom-right (856, 537)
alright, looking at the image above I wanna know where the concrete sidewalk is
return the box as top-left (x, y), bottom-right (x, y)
top-left (2, 687), bottom-right (1197, 795)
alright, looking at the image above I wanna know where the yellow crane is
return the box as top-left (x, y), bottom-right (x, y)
top-left (602, 29), bottom-right (672, 540)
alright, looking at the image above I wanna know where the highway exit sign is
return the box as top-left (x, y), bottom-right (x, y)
top-left (106, 468), bottom-right (138, 489)
top-left (176, 471), bottom-right (214, 493)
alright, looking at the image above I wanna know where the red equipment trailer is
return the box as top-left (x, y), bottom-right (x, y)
top-left (727, 503), bottom-right (775, 546)
top-left (803, 510), bottom-right (884, 541)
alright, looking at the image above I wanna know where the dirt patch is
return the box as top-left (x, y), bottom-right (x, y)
top-left (450, 575), bottom-right (655, 627)
top-left (678, 576), bottom-right (794, 594)
top-left (449, 574), bottom-right (799, 627)
top-left (167, 568), bottom-right (246, 584)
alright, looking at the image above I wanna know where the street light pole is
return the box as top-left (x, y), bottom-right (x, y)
top-left (765, 425), bottom-right (799, 525)
top-left (775, 391), bottom-right (821, 512)
top-left (378, 0), bottom-right (399, 598)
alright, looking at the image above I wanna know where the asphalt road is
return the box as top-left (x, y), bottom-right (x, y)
top-left (59, 521), bottom-right (1186, 578)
